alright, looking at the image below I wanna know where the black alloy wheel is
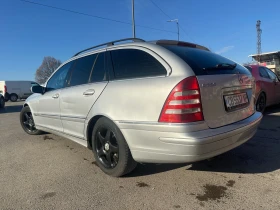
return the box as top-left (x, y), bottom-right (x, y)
top-left (95, 127), bottom-right (119, 168)
top-left (256, 93), bottom-right (266, 113)
top-left (20, 106), bottom-right (42, 135)
top-left (92, 117), bottom-right (137, 177)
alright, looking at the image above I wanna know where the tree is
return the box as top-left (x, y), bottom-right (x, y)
top-left (35, 56), bottom-right (62, 84)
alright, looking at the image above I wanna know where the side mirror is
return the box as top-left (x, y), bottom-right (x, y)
top-left (31, 85), bottom-right (44, 94)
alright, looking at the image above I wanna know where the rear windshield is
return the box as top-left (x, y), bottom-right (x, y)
top-left (161, 45), bottom-right (251, 75)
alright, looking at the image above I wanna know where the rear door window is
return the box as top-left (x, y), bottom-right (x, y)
top-left (68, 54), bottom-right (97, 87)
top-left (110, 49), bottom-right (166, 79)
top-left (160, 45), bottom-right (250, 75)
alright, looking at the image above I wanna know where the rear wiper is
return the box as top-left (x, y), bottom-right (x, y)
top-left (203, 63), bottom-right (237, 71)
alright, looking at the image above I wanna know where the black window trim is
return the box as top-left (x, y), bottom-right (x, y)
top-left (107, 46), bottom-right (170, 81)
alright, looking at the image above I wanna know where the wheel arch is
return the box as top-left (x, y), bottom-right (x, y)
top-left (86, 114), bottom-right (124, 150)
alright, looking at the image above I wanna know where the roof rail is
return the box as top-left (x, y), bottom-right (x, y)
top-left (73, 38), bottom-right (145, 57)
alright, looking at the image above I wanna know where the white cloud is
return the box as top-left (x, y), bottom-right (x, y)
top-left (215, 46), bottom-right (234, 54)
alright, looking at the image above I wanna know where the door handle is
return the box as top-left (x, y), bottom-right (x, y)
top-left (83, 89), bottom-right (95, 96)
top-left (52, 93), bottom-right (59, 99)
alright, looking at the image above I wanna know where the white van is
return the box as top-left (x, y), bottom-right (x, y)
top-left (0, 81), bottom-right (36, 102)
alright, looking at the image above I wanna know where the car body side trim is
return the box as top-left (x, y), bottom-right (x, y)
top-left (36, 125), bottom-right (87, 146)
top-left (33, 113), bottom-right (60, 119)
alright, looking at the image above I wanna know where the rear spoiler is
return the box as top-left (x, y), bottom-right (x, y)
top-left (155, 40), bottom-right (210, 51)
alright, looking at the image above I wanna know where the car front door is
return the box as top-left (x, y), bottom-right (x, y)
top-left (59, 51), bottom-right (108, 139)
top-left (35, 61), bottom-right (73, 132)
top-left (266, 67), bottom-right (280, 104)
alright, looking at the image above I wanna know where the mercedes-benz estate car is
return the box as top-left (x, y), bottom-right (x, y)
top-left (20, 38), bottom-right (262, 177)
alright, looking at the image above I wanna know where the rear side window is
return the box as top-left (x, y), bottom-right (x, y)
top-left (90, 52), bottom-right (107, 83)
top-left (161, 45), bottom-right (250, 75)
top-left (110, 49), bottom-right (166, 79)
top-left (259, 67), bottom-right (270, 79)
top-left (69, 54), bottom-right (97, 87)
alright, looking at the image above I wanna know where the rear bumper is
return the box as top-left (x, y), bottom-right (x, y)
top-left (117, 112), bottom-right (262, 163)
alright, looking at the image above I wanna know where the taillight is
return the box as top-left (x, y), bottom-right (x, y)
top-left (159, 76), bottom-right (204, 123)
top-left (4, 85), bottom-right (7, 93)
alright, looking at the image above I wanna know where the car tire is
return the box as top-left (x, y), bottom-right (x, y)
top-left (0, 96), bottom-right (5, 108)
top-left (10, 94), bottom-right (18, 102)
top-left (256, 93), bottom-right (266, 113)
top-left (92, 117), bottom-right (137, 177)
top-left (20, 106), bottom-right (42, 135)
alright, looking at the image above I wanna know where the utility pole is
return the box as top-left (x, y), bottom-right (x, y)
top-left (256, 20), bottom-right (262, 63)
top-left (132, 0), bottom-right (135, 38)
top-left (167, 19), bottom-right (179, 41)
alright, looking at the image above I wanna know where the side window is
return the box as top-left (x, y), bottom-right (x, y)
top-left (90, 52), bottom-right (107, 83)
top-left (266, 68), bottom-right (279, 82)
top-left (259, 67), bottom-right (270, 79)
top-left (46, 62), bottom-right (73, 91)
top-left (110, 49), bottom-right (166, 79)
top-left (69, 54), bottom-right (97, 87)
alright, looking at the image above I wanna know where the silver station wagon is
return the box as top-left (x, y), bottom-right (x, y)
top-left (20, 38), bottom-right (262, 177)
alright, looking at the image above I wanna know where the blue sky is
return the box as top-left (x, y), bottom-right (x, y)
top-left (1, 0), bottom-right (280, 80)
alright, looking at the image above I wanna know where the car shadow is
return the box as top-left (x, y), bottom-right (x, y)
top-left (0, 105), bottom-right (22, 114)
top-left (125, 163), bottom-right (186, 177)
top-left (127, 108), bottom-right (280, 177)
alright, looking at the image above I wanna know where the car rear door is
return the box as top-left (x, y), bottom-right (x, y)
top-left (265, 67), bottom-right (280, 104)
top-left (59, 51), bottom-right (108, 139)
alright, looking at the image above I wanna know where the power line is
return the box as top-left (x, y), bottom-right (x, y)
top-left (19, 0), bottom-right (176, 34)
top-left (148, 0), bottom-right (195, 42)
top-left (149, 0), bottom-right (172, 20)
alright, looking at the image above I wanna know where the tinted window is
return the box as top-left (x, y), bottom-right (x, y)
top-left (161, 45), bottom-right (250, 75)
top-left (69, 54), bottom-right (97, 87)
top-left (90, 52), bottom-right (106, 83)
top-left (259, 67), bottom-right (270, 79)
top-left (110, 49), bottom-right (166, 79)
top-left (244, 66), bottom-right (252, 72)
top-left (46, 62), bottom-right (73, 91)
top-left (266, 68), bottom-right (279, 82)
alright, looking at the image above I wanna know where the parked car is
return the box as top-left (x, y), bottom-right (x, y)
top-left (0, 81), bottom-right (35, 102)
top-left (0, 93), bottom-right (5, 108)
top-left (244, 65), bottom-right (280, 112)
top-left (20, 38), bottom-right (262, 177)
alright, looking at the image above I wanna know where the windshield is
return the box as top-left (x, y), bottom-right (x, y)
top-left (161, 45), bottom-right (251, 75)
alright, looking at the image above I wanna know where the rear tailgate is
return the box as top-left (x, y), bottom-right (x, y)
top-left (197, 74), bottom-right (254, 128)
top-left (159, 44), bottom-right (255, 128)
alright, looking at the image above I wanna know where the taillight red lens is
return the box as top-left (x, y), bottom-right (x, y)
top-left (4, 85), bottom-right (7, 93)
top-left (159, 76), bottom-right (204, 123)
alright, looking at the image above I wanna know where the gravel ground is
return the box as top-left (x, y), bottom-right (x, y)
top-left (0, 101), bottom-right (280, 210)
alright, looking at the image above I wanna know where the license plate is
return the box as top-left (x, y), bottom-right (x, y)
top-left (224, 93), bottom-right (249, 111)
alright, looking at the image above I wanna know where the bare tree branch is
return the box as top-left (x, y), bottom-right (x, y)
top-left (35, 56), bottom-right (62, 84)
